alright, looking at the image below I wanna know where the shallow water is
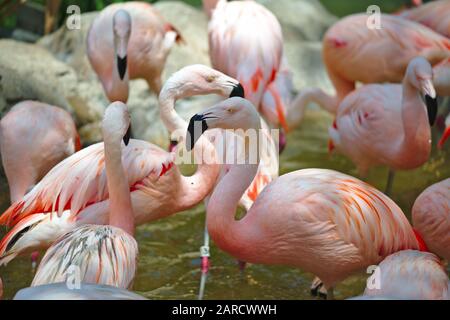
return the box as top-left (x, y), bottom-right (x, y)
top-left (1, 107), bottom-right (449, 300)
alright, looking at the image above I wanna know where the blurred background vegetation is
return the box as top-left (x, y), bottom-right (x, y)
top-left (0, 0), bottom-right (431, 35)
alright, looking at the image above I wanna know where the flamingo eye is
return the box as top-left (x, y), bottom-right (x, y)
top-left (227, 108), bottom-right (234, 113)
top-left (206, 75), bottom-right (216, 83)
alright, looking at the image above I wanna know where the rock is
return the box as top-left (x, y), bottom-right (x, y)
top-left (257, 0), bottom-right (337, 42)
top-left (0, 39), bottom-right (78, 117)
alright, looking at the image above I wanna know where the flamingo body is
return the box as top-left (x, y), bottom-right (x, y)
top-left (401, 0), bottom-right (450, 38)
top-left (0, 101), bottom-right (79, 203)
top-left (32, 225), bottom-right (137, 288)
top-left (363, 250), bottom-right (449, 300)
top-left (323, 14), bottom-right (450, 103)
top-left (207, 0), bottom-right (289, 129)
top-left (412, 179), bottom-right (450, 261)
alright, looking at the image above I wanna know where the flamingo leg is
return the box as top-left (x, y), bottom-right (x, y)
top-left (310, 276), bottom-right (328, 299)
top-left (198, 222), bottom-right (210, 300)
top-left (385, 168), bottom-right (396, 196)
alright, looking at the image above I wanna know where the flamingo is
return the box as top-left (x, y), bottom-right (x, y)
top-left (14, 283), bottom-right (146, 300)
top-left (87, 2), bottom-right (182, 102)
top-left (412, 178), bottom-right (450, 261)
top-left (159, 65), bottom-right (279, 298)
top-left (30, 102), bottom-right (138, 289)
top-left (361, 250), bottom-right (449, 300)
top-left (0, 101), bottom-right (80, 203)
top-left (186, 96), bottom-right (425, 299)
top-left (400, 0), bottom-right (450, 38)
top-left (325, 57), bottom-right (437, 195)
top-left (206, 0), bottom-right (291, 134)
top-left (318, 13), bottom-right (450, 111)
top-left (0, 65), bottom-right (242, 266)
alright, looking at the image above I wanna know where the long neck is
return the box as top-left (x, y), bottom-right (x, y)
top-left (158, 91), bottom-right (188, 134)
top-left (104, 135), bottom-right (134, 235)
top-left (105, 59), bottom-right (129, 103)
top-left (397, 78), bottom-right (431, 164)
top-left (206, 143), bottom-right (259, 261)
top-left (159, 89), bottom-right (220, 209)
top-left (288, 88), bottom-right (337, 128)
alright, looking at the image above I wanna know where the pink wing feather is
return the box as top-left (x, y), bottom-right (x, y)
top-left (0, 140), bottom-right (174, 227)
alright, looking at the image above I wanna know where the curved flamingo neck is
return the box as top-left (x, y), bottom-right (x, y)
top-left (158, 91), bottom-right (188, 134)
top-left (288, 88), bottom-right (338, 128)
top-left (158, 86), bottom-right (220, 209)
top-left (104, 134), bottom-right (134, 236)
top-left (206, 137), bottom-right (260, 261)
top-left (397, 78), bottom-right (431, 164)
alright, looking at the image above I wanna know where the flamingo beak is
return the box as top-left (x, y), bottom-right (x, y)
top-left (230, 83), bottom-right (245, 98)
top-left (123, 125), bottom-right (132, 146)
top-left (438, 126), bottom-right (450, 149)
top-left (117, 55), bottom-right (127, 81)
top-left (186, 114), bottom-right (209, 151)
top-left (421, 79), bottom-right (438, 126)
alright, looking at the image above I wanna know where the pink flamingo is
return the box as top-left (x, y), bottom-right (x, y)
top-left (326, 57), bottom-right (437, 195)
top-left (0, 101), bottom-right (80, 203)
top-left (187, 96), bottom-right (425, 299)
top-left (362, 250), bottom-right (449, 300)
top-left (400, 0), bottom-right (450, 38)
top-left (87, 2), bottom-right (182, 102)
top-left (320, 13), bottom-right (450, 111)
top-left (206, 0), bottom-right (290, 133)
top-left (0, 65), bottom-right (242, 266)
top-left (159, 65), bottom-right (279, 298)
top-left (412, 178), bottom-right (450, 261)
top-left (30, 102), bottom-right (137, 289)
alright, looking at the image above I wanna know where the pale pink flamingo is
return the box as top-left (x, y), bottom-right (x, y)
top-left (412, 178), bottom-right (450, 261)
top-left (327, 57), bottom-right (437, 195)
top-left (0, 101), bottom-right (80, 203)
top-left (30, 102), bottom-right (138, 289)
top-left (159, 65), bottom-right (279, 298)
top-left (87, 2), bottom-right (182, 102)
top-left (187, 96), bottom-right (425, 299)
top-left (362, 250), bottom-right (448, 300)
top-left (319, 13), bottom-right (450, 111)
top-left (206, 0), bottom-right (290, 133)
top-left (0, 65), bottom-right (242, 266)
top-left (400, 0), bottom-right (450, 38)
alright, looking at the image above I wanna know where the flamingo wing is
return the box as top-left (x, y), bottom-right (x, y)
top-left (208, 1), bottom-right (283, 108)
top-left (0, 140), bottom-right (174, 227)
top-left (31, 225), bottom-right (138, 289)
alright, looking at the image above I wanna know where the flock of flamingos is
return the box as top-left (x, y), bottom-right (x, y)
top-left (0, 0), bottom-right (449, 300)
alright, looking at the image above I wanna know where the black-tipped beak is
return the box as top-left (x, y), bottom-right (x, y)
top-left (123, 125), bottom-right (132, 146)
top-left (230, 83), bottom-right (245, 98)
top-left (117, 55), bottom-right (127, 80)
top-left (425, 95), bottom-right (438, 126)
top-left (186, 114), bottom-right (208, 151)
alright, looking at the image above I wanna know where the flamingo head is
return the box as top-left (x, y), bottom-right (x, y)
top-left (186, 97), bottom-right (260, 151)
top-left (113, 9), bottom-right (131, 80)
top-left (161, 65), bottom-right (244, 101)
top-left (407, 57), bottom-right (438, 126)
top-left (102, 101), bottom-right (132, 146)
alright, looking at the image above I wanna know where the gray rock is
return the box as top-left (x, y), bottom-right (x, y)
top-left (257, 0), bottom-right (337, 42)
top-left (0, 39), bottom-right (77, 117)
